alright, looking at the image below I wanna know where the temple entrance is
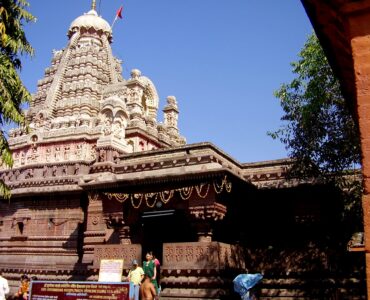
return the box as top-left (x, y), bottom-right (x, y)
top-left (140, 209), bottom-right (195, 263)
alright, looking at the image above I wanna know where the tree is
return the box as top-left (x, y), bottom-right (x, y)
top-left (270, 33), bottom-right (362, 231)
top-left (270, 33), bottom-right (361, 178)
top-left (0, 0), bottom-right (35, 198)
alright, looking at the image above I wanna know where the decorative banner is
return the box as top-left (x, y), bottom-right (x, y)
top-left (29, 281), bottom-right (130, 300)
top-left (98, 259), bottom-right (124, 282)
top-left (103, 175), bottom-right (232, 209)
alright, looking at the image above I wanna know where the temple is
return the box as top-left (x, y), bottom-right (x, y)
top-left (0, 4), bottom-right (366, 299)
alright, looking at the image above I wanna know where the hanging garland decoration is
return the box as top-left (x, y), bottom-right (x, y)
top-left (104, 175), bottom-right (232, 208)
top-left (225, 179), bottom-right (232, 193)
top-left (213, 179), bottom-right (224, 194)
top-left (159, 190), bottom-right (174, 204)
top-left (131, 193), bottom-right (143, 209)
top-left (213, 175), bottom-right (232, 194)
top-left (104, 192), bottom-right (129, 203)
top-left (145, 193), bottom-right (158, 208)
top-left (178, 186), bottom-right (193, 200)
top-left (195, 183), bottom-right (210, 199)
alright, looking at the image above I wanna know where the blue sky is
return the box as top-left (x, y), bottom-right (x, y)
top-left (20, 0), bottom-right (313, 164)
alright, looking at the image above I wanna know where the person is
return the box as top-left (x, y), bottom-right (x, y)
top-left (15, 274), bottom-right (29, 300)
top-left (127, 259), bottom-right (144, 300)
top-left (0, 272), bottom-right (9, 300)
top-left (152, 254), bottom-right (161, 293)
top-left (233, 273), bottom-right (263, 300)
top-left (142, 252), bottom-right (158, 293)
top-left (140, 274), bottom-right (158, 300)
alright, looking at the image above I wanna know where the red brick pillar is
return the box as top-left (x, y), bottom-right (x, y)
top-left (350, 14), bottom-right (370, 299)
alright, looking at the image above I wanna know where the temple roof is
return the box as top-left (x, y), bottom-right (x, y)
top-left (68, 9), bottom-right (112, 40)
top-left (3, 4), bottom-right (186, 182)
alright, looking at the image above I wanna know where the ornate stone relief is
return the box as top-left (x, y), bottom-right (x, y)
top-left (2, 5), bottom-right (187, 190)
top-left (12, 143), bottom-right (97, 167)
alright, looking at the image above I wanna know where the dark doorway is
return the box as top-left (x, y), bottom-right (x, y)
top-left (140, 209), bottom-right (196, 263)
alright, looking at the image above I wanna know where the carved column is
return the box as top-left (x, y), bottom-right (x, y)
top-left (189, 203), bottom-right (227, 242)
top-left (83, 192), bottom-right (106, 264)
top-left (105, 214), bottom-right (131, 245)
top-left (119, 226), bottom-right (131, 245)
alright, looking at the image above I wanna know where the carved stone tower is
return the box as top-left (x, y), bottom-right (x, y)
top-left (7, 6), bottom-right (186, 169)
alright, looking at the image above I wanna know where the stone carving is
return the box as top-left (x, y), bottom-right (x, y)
top-left (99, 149), bottom-right (106, 162)
top-left (21, 152), bottom-right (26, 165)
top-left (90, 145), bottom-right (97, 161)
top-left (29, 145), bottom-right (38, 162)
top-left (93, 244), bottom-right (142, 269)
top-left (62, 165), bottom-right (68, 176)
top-left (52, 166), bottom-right (58, 177)
top-left (74, 163), bottom-right (80, 175)
top-left (163, 242), bottom-right (245, 270)
top-left (112, 151), bottom-right (119, 164)
top-left (42, 166), bottom-right (48, 177)
top-left (91, 216), bottom-right (99, 225)
top-left (189, 203), bottom-right (227, 221)
top-left (102, 117), bottom-right (112, 136)
top-left (14, 170), bottom-right (20, 180)
top-left (34, 112), bottom-right (45, 128)
top-left (64, 145), bottom-right (70, 160)
top-left (46, 148), bottom-right (52, 162)
top-left (113, 121), bottom-right (123, 139)
top-left (24, 169), bottom-right (33, 179)
top-left (13, 152), bottom-right (19, 166)
top-left (55, 146), bottom-right (61, 161)
top-left (75, 144), bottom-right (83, 159)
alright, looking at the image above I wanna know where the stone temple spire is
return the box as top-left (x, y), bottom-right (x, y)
top-left (91, 0), bottom-right (97, 10)
top-left (6, 7), bottom-right (186, 170)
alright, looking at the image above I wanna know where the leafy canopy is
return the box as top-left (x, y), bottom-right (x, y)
top-left (270, 33), bottom-right (363, 232)
top-left (0, 0), bottom-right (35, 198)
top-left (270, 33), bottom-right (361, 179)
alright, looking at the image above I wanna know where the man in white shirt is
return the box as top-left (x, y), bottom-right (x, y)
top-left (0, 272), bottom-right (9, 300)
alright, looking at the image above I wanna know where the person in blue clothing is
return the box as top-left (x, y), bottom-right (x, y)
top-left (233, 273), bottom-right (263, 300)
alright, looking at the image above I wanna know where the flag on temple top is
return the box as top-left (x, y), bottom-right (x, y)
top-left (112, 5), bottom-right (123, 28)
top-left (116, 6), bottom-right (123, 19)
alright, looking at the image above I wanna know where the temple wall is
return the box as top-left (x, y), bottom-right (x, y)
top-left (244, 247), bottom-right (365, 299)
top-left (0, 183), bottom-right (365, 299)
top-left (0, 195), bottom-right (85, 292)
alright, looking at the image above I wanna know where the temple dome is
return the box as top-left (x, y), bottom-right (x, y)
top-left (68, 9), bottom-right (111, 38)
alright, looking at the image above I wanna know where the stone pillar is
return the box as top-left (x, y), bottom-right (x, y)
top-left (83, 192), bottom-right (106, 264)
top-left (105, 214), bottom-right (132, 245)
top-left (119, 226), bottom-right (131, 245)
top-left (189, 203), bottom-right (227, 242)
top-left (126, 73), bottom-right (146, 130)
top-left (163, 96), bottom-right (179, 137)
top-left (350, 12), bottom-right (370, 299)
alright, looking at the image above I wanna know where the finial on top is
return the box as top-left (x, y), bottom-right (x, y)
top-left (91, 0), bottom-right (96, 10)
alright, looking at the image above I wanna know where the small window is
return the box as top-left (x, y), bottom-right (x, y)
top-left (17, 222), bottom-right (24, 235)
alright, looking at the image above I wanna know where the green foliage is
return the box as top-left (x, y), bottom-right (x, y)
top-left (0, 0), bottom-right (35, 198)
top-left (270, 33), bottom-right (361, 178)
top-left (270, 33), bottom-right (363, 230)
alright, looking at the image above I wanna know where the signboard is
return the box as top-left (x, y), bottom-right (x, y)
top-left (98, 259), bottom-right (124, 282)
top-left (29, 281), bottom-right (130, 300)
